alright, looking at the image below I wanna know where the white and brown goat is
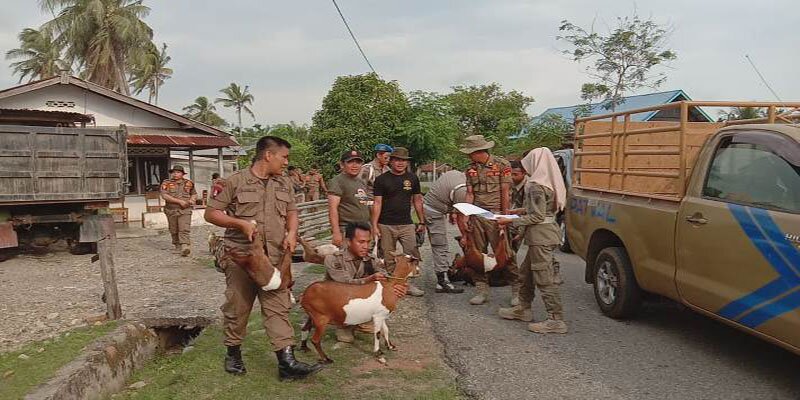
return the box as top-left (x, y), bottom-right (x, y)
top-left (225, 231), bottom-right (294, 291)
top-left (298, 236), bottom-right (339, 265)
top-left (299, 253), bottom-right (418, 364)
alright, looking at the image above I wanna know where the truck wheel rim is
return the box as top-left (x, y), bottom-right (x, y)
top-left (596, 261), bottom-right (617, 305)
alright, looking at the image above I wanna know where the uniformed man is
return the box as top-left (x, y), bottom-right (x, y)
top-left (496, 148), bottom-right (568, 334)
top-left (304, 166), bottom-right (327, 202)
top-left (460, 135), bottom-right (521, 306)
top-left (508, 160), bottom-right (527, 251)
top-left (204, 136), bottom-right (322, 380)
top-left (287, 166), bottom-right (306, 203)
top-left (359, 143), bottom-right (393, 200)
top-left (327, 150), bottom-right (370, 247)
top-left (422, 170), bottom-right (467, 294)
top-left (324, 222), bottom-right (407, 344)
top-left (371, 147), bottom-right (426, 297)
top-left (160, 165), bottom-right (196, 257)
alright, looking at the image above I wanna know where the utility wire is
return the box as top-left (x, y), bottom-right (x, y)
top-left (745, 54), bottom-right (782, 101)
top-left (331, 0), bottom-right (377, 75)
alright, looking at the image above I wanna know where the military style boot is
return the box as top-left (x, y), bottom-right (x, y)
top-left (510, 283), bottom-right (521, 307)
top-left (497, 305), bottom-right (534, 322)
top-left (276, 346), bottom-right (324, 381)
top-left (181, 243), bottom-right (191, 257)
top-left (224, 345), bottom-right (247, 375)
top-left (528, 317), bottom-right (568, 334)
top-left (435, 272), bottom-right (464, 294)
top-left (469, 282), bottom-right (489, 305)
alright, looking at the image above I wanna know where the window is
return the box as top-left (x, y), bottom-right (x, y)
top-left (126, 156), bottom-right (168, 194)
top-left (703, 131), bottom-right (800, 213)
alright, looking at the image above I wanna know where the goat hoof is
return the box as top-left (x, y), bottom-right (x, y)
top-left (321, 358), bottom-right (334, 365)
top-left (388, 344), bottom-right (397, 351)
top-left (376, 356), bottom-right (387, 365)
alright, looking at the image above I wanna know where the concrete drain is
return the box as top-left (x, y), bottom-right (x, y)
top-left (142, 316), bottom-right (215, 353)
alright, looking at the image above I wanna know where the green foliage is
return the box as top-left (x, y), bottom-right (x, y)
top-left (5, 27), bottom-right (68, 83)
top-left (41, 0), bottom-right (155, 94)
top-left (509, 114), bottom-right (571, 156)
top-left (0, 322), bottom-right (118, 399)
top-left (396, 91), bottom-right (460, 166)
top-left (235, 123), bottom-right (314, 170)
top-left (216, 83), bottom-right (255, 133)
top-left (558, 14), bottom-right (677, 111)
top-left (182, 96), bottom-right (227, 128)
top-left (718, 106), bottom-right (765, 121)
top-left (309, 73), bottom-right (409, 177)
top-left (129, 42), bottom-right (172, 105)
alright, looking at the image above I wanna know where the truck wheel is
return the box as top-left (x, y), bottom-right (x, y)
top-left (559, 220), bottom-right (572, 253)
top-left (593, 247), bottom-right (641, 319)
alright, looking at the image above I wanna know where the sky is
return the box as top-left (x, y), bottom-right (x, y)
top-left (0, 0), bottom-right (797, 126)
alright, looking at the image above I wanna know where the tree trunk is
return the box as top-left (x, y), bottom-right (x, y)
top-left (237, 108), bottom-right (242, 134)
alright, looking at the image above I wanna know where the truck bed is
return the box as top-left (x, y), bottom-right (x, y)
top-left (0, 125), bottom-right (127, 205)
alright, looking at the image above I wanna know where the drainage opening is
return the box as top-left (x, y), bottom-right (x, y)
top-left (143, 316), bottom-right (215, 354)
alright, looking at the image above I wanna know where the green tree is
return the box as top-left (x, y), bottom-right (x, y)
top-left (235, 123), bottom-right (314, 170)
top-left (445, 83), bottom-right (534, 153)
top-left (510, 114), bottom-right (570, 156)
top-left (40, 0), bottom-right (154, 94)
top-left (182, 96), bottom-right (227, 128)
top-left (216, 83), bottom-right (255, 134)
top-left (397, 91), bottom-right (460, 166)
top-left (129, 42), bottom-right (172, 105)
top-left (6, 27), bottom-right (68, 83)
top-left (718, 106), bottom-right (765, 121)
top-left (309, 73), bottom-right (409, 177)
top-left (558, 14), bottom-right (677, 111)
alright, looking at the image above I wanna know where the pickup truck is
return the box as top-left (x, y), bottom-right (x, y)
top-left (565, 101), bottom-right (800, 355)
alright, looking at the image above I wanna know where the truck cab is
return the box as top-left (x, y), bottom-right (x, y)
top-left (566, 101), bottom-right (800, 355)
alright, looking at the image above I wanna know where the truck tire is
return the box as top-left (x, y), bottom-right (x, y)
top-left (593, 247), bottom-right (641, 319)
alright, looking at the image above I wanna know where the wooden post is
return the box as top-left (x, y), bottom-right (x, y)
top-left (218, 147), bottom-right (224, 177)
top-left (97, 221), bottom-right (122, 320)
top-left (678, 102), bottom-right (688, 197)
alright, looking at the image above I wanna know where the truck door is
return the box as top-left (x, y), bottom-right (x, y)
top-left (676, 129), bottom-right (800, 348)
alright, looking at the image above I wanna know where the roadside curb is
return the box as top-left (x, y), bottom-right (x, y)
top-left (25, 322), bottom-right (158, 400)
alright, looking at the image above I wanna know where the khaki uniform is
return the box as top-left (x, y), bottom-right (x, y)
top-left (511, 183), bottom-right (563, 319)
top-left (207, 168), bottom-right (297, 350)
top-left (305, 173), bottom-right (324, 202)
top-left (324, 249), bottom-right (387, 340)
top-left (465, 155), bottom-right (519, 290)
top-left (423, 171), bottom-right (467, 274)
top-left (160, 178), bottom-right (196, 246)
top-left (508, 181), bottom-right (526, 251)
top-left (289, 173), bottom-right (305, 203)
top-left (358, 159), bottom-right (390, 200)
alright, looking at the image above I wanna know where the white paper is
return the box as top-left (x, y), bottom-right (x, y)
top-left (453, 203), bottom-right (519, 220)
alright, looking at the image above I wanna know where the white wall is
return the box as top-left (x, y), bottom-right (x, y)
top-left (0, 84), bottom-right (181, 128)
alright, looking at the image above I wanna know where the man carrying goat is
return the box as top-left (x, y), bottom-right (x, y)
top-left (204, 136), bottom-right (322, 380)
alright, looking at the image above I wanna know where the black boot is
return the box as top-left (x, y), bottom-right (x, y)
top-left (276, 345), bottom-right (323, 381)
top-left (224, 345), bottom-right (247, 375)
top-left (436, 272), bottom-right (464, 294)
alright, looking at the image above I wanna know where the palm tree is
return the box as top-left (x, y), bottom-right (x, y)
top-left (182, 97), bottom-right (227, 128)
top-left (5, 28), bottom-right (68, 83)
top-left (129, 42), bottom-right (172, 105)
top-left (40, 0), bottom-right (154, 94)
top-left (215, 83), bottom-right (255, 133)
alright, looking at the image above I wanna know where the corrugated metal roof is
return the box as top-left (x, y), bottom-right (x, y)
top-left (127, 135), bottom-right (238, 148)
top-left (534, 90), bottom-right (706, 122)
top-left (0, 108), bottom-right (94, 124)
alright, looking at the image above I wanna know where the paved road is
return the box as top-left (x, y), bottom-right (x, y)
top-left (417, 232), bottom-right (800, 400)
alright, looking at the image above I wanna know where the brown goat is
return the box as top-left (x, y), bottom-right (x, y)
top-left (298, 236), bottom-right (339, 265)
top-left (299, 253), bottom-right (418, 364)
top-left (226, 231), bottom-right (293, 291)
top-left (453, 227), bottom-right (512, 275)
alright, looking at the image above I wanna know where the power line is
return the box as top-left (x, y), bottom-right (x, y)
top-left (745, 54), bottom-right (782, 101)
top-left (331, 0), bottom-right (377, 75)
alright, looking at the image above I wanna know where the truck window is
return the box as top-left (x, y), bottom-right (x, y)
top-left (703, 132), bottom-right (800, 214)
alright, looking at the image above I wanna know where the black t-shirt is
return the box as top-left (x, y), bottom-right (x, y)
top-left (374, 171), bottom-right (421, 225)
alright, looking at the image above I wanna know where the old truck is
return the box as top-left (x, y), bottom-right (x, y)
top-left (0, 123), bottom-right (127, 257)
top-left (565, 101), bottom-right (800, 355)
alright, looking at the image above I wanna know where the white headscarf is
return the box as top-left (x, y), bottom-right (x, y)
top-left (520, 148), bottom-right (567, 212)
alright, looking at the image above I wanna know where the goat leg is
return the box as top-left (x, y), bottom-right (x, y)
top-left (311, 318), bottom-right (333, 364)
top-left (373, 317), bottom-right (387, 364)
top-left (381, 321), bottom-right (396, 351)
top-left (299, 317), bottom-right (312, 352)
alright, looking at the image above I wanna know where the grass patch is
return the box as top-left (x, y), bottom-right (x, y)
top-left (117, 312), bottom-right (460, 400)
top-left (0, 321), bottom-right (118, 399)
top-left (303, 264), bottom-right (326, 275)
top-left (197, 257), bottom-right (216, 270)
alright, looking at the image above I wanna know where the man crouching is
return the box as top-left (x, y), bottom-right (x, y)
top-left (324, 221), bottom-right (407, 345)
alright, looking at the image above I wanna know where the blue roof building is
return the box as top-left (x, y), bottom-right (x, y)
top-left (514, 90), bottom-right (713, 139)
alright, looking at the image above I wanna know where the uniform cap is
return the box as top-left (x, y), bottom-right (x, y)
top-left (459, 135), bottom-right (495, 154)
top-left (374, 144), bottom-right (394, 153)
top-left (390, 147), bottom-right (412, 160)
top-left (169, 165), bottom-right (186, 173)
top-left (340, 150), bottom-right (365, 162)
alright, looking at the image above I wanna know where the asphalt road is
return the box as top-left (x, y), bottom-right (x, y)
top-left (417, 231), bottom-right (800, 400)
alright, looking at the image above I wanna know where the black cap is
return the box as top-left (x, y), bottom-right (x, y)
top-left (340, 150), bottom-right (365, 162)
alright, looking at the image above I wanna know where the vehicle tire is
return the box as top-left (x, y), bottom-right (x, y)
top-left (593, 247), bottom-right (641, 319)
top-left (559, 220), bottom-right (573, 253)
